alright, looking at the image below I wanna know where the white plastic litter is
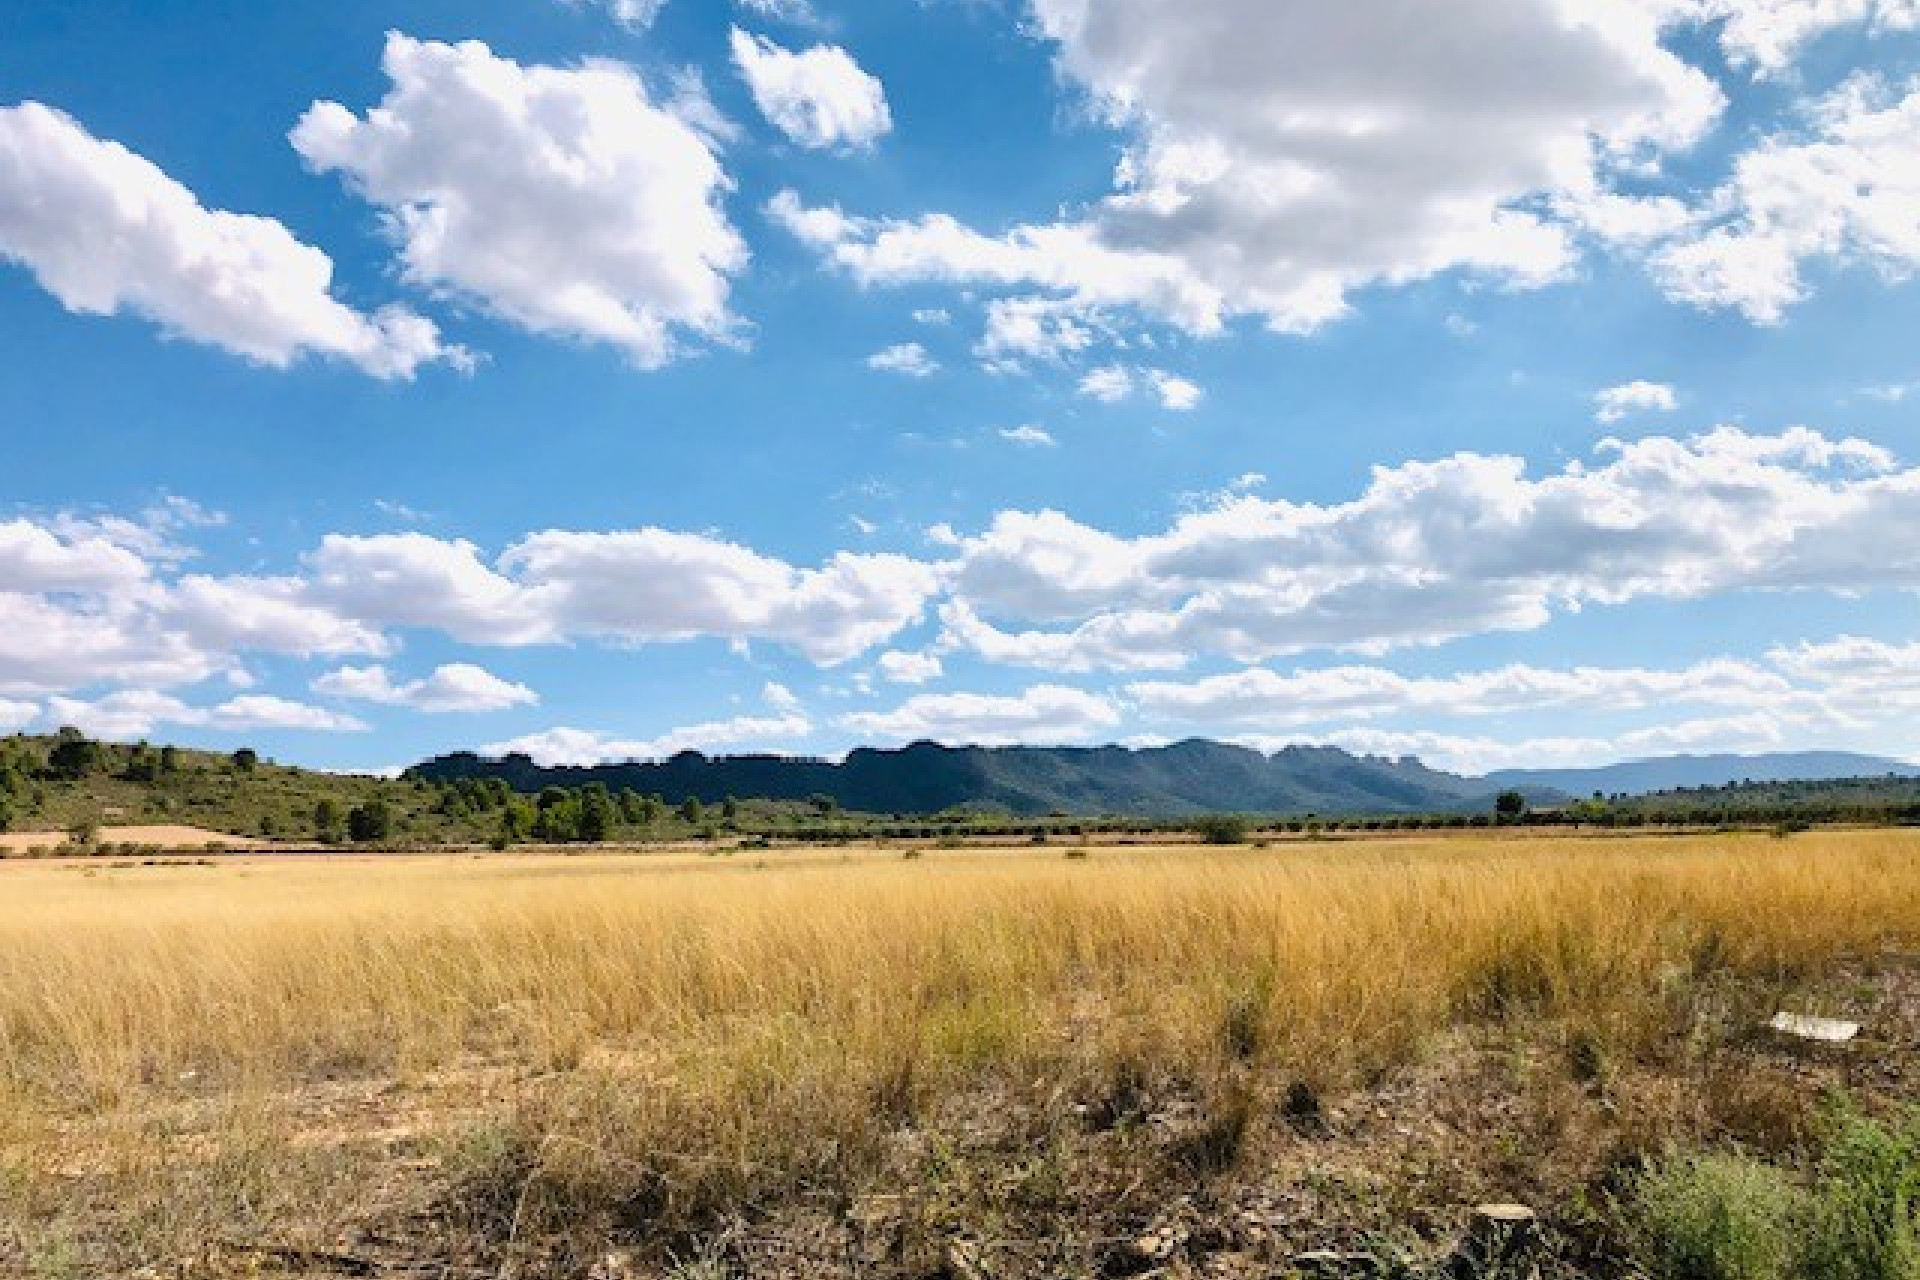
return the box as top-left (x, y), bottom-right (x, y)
top-left (1768, 1012), bottom-right (1860, 1043)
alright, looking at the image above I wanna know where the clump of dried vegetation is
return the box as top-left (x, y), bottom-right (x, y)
top-left (2, 830), bottom-right (1918, 1277)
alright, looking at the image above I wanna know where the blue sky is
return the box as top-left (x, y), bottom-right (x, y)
top-left (2, 0), bottom-right (1919, 774)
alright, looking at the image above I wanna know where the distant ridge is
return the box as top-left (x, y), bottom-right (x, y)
top-left (408, 739), bottom-right (1532, 817)
top-left (1483, 750), bottom-right (1920, 799)
top-left (407, 741), bottom-right (1920, 817)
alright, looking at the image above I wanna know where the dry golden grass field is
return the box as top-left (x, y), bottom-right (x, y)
top-left (3, 830), bottom-right (1918, 1279)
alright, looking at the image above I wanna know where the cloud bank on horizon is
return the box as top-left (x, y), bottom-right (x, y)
top-left (1, 0), bottom-right (1918, 775)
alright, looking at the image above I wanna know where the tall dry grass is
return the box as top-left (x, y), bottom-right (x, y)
top-left (3, 830), bottom-right (1918, 1267)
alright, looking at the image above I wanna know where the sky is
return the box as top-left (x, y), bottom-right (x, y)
top-left (2, 0), bottom-right (1920, 776)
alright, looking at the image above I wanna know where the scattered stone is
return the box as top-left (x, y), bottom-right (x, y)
top-left (1768, 1012), bottom-right (1860, 1043)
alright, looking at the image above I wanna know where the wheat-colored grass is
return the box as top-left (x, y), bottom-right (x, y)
top-left (3, 830), bottom-right (1917, 1270)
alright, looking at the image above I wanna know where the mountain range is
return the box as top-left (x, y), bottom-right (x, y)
top-left (406, 741), bottom-right (1920, 817)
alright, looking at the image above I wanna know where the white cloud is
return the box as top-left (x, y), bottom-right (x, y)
top-left (484, 712), bottom-right (812, 766)
top-left (729, 28), bottom-right (892, 150)
top-left (1149, 370), bottom-right (1202, 411)
top-left (1075, 363), bottom-right (1201, 409)
top-left (868, 341), bottom-right (938, 376)
top-left (1767, 634), bottom-right (1920, 719)
top-left (307, 534), bottom-right (549, 646)
top-left (307, 528), bottom-right (939, 664)
top-left (0, 102), bottom-right (452, 378)
top-left (1078, 364), bottom-right (1134, 403)
top-left (976, 297), bottom-right (1099, 368)
top-left (499, 530), bottom-right (940, 664)
top-left (939, 426), bottom-right (1920, 671)
top-left (762, 681), bottom-right (803, 713)
top-left (0, 592), bottom-right (226, 697)
top-left (999, 424), bottom-right (1056, 447)
top-left (44, 690), bottom-right (365, 739)
top-left (203, 695), bottom-right (368, 733)
top-left (1595, 379), bottom-right (1678, 423)
top-left (1128, 657), bottom-right (1796, 730)
top-left (1323, 714), bottom-right (1790, 776)
top-left (1703, 0), bottom-right (1920, 75)
top-left (739, 0), bottom-right (822, 24)
top-left (876, 650), bottom-right (944, 685)
top-left (840, 683), bottom-right (1121, 746)
top-left (571, 0), bottom-right (669, 29)
top-left (293, 34), bottom-right (746, 367)
top-left (913, 308), bottom-right (952, 325)
top-left (782, 0), bottom-right (1721, 336)
top-left (1652, 76), bottom-right (1920, 323)
top-left (0, 517), bottom-right (150, 592)
top-left (313, 663), bottom-right (538, 713)
top-left (0, 699), bottom-right (38, 733)
top-left (164, 575), bottom-right (389, 659)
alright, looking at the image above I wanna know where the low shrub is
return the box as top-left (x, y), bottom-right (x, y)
top-left (1631, 1150), bottom-right (1803, 1280)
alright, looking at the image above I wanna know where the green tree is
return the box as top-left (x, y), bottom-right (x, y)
top-left (0, 795), bottom-right (12, 833)
top-left (47, 729), bottom-right (103, 781)
top-left (577, 784), bottom-right (615, 843)
top-left (346, 800), bottom-right (392, 843)
top-left (231, 747), bottom-right (259, 773)
top-left (678, 796), bottom-right (704, 824)
top-left (1495, 790), bottom-right (1528, 821)
top-left (314, 798), bottom-right (345, 843)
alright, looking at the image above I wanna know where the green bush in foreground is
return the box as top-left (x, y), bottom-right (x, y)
top-left (1631, 1105), bottom-right (1920, 1280)
top-left (1803, 1105), bottom-right (1920, 1280)
top-left (1633, 1150), bottom-right (1804, 1280)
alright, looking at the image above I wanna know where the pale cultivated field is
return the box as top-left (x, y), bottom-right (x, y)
top-left (0, 824), bottom-right (271, 854)
top-left (3, 830), bottom-right (1917, 1277)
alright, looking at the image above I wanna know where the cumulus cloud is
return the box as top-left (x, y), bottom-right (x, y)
top-left (313, 663), bottom-right (538, 713)
top-left (867, 341), bottom-right (938, 376)
top-left (938, 426), bottom-right (1920, 671)
top-left (730, 28), bottom-right (892, 150)
top-left (0, 698), bottom-right (38, 733)
top-left (781, 0), bottom-right (1721, 340)
top-left (975, 297), bottom-right (1100, 368)
top-left (0, 504), bottom-right (944, 705)
top-left (1071, 363), bottom-right (1205, 410)
top-left (0, 102), bottom-right (452, 377)
top-left (293, 34), bottom-right (746, 367)
top-left (998, 424), bottom-right (1056, 447)
top-left (44, 690), bottom-right (365, 739)
top-left (876, 650), bottom-right (944, 684)
top-left (1702, 0), bottom-right (1920, 75)
top-left (484, 712), bottom-right (813, 766)
top-left (1595, 380), bottom-right (1678, 423)
top-left (1128, 657), bottom-right (1798, 731)
top-left (500, 530), bottom-right (939, 664)
top-left (840, 683), bottom-right (1121, 746)
top-left (1651, 75), bottom-right (1920, 324)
